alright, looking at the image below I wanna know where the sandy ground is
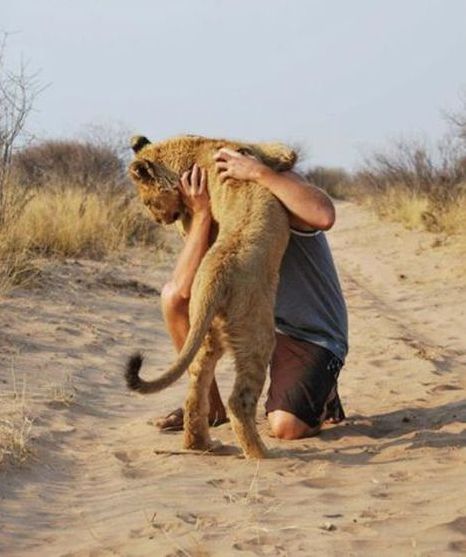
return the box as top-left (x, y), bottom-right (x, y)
top-left (1, 201), bottom-right (465, 557)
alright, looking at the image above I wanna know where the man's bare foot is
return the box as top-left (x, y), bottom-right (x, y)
top-left (325, 416), bottom-right (343, 425)
top-left (323, 391), bottom-right (346, 425)
top-left (155, 407), bottom-right (229, 431)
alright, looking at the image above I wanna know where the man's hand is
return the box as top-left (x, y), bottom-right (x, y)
top-left (216, 148), bottom-right (335, 230)
top-left (214, 147), bottom-right (272, 183)
top-left (178, 163), bottom-right (211, 218)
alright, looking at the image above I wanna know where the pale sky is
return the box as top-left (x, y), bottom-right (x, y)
top-left (3, 0), bottom-right (466, 168)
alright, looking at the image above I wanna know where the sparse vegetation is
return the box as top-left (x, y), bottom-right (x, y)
top-left (0, 414), bottom-right (33, 466)
top-left (355, 136), bottom-right (466, 234)
top-left (10, 139), bottom-right (127, 191)
top-left (12, 182), bottom-right (157, 257)
top-left (305, 166), bottom-right (353, 201)
top-left (2, 22), bottom-right (465, 300)
top-left (0, 173), bottom-right (159, 294)
top-left (308, 103), bottom-right (466, 237)
top-left (0, 365), bottom-right (33, 467)
top-left (48, 373), bottom-right (76, 407)
top-left (0, 35), bottom-right (161, 295)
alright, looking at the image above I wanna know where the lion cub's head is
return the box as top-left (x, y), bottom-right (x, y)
top-left (129, 136), bottom-right (184, 225)
top-left (129, 134), bottom-right (297, 225)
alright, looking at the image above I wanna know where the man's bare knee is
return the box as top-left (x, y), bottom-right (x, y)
top-left (161, 282), bottom-right (189, 317)
top-left (268, 410), bottom-right (320, 440)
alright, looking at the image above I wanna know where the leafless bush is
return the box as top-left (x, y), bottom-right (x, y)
top-left (359, 139), bottom-right (466, 206)
top-left (80, 121), bottom-right (133, 166)
top-left (11, 139), bottom-right (128, 192)
top-left (305, 166), bottom-right (353, 200)
top-left (352, 135), bottom-right (466, 234)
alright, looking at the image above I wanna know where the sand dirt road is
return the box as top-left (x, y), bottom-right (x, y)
top-left (1, 202), bottom-right (465, 556)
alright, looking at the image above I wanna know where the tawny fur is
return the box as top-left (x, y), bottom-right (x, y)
top-left (126, 134), bottom-right (296, 459)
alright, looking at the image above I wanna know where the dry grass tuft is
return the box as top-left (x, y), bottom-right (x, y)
top-left (0, 183), bottom-right (37, 292)
top-left (0, 180), bottom-right (159, 294)
top-left (16, 185), bottom-right (153, 257)
top-left (361, 184), bottom-right (466, 237)
top-left (365, 187), bottom-right (431, 230)
top-left (48, 373), bottom-right (76, 407)
top-left (0, 366), bottom-right (34, 467)
top-left (433, 192), bottom-right (466, 235)
top-left (0, 414), bottom-right (34, 466)
top-left (307, 137), bottom-right (466, 238)
top-left (0, 245), bottom-right (36, 293)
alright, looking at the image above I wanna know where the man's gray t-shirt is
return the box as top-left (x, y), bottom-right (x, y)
top-left (274, 227), bottom-right (348, 363)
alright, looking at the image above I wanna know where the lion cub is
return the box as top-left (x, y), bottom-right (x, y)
top-left (126, 134), bottom-right (296, 459)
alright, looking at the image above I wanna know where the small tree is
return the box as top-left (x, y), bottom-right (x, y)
top-left (0, 32), bottom-right (43, 225)
top-left (446, 92), bottom-right (466, 144)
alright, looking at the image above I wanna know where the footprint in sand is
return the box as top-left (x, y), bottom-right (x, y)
top-left (120, 466), bottom-right (150, 480)
top-left (51, 424), bottom-right (77, 434)
top-left (113, 449), bottom-right (136, 463)
top-left (370, 489), bottom-right (390, 499)
top-left (233, 535), bottom-right (285, 555)
top-left (113, 450), bottom-right (141, 464)
top-left (449, 540), bottom-right (466, 552)
top-left (64, 549), bottom-right (119, 557)
top-left (430, 383), bottom-right (462, 393)
top-left (113, 450), bottom-right (149, 479)
top-left (207, 478), bottom-right (237, 489)
top-left (316, 491), bottom-right (347, 503)
top-left (274, 461), bottom-right (307, 477)
top-left (298, 477), bottom-right (344, 489)
top-left (56, 325), bottom-right (82, 336)
top-left (389, 470), bottom-right (411, 482)
top-left (176, 511), bottom-right (198, 525)
top-left (446, 516), bottom-right (466, 535)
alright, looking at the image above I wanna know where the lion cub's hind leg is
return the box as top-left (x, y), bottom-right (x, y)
top-left (227, 324), bottom-right (274, 459)
top-left (183, 328), bottom-right (224, 452)
top-left (228, 351), bottom-right (269, 459)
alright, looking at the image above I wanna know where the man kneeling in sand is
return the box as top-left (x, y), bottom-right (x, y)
top-left (158, 148), bottom-right (348, 440)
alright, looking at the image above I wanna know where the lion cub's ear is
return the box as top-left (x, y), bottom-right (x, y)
top-left (130, 135), bottom-right (151, 153)
top-left (129, 159), bottom-right (158, 184)
top-left (249, 142), bottom-right (298, 172)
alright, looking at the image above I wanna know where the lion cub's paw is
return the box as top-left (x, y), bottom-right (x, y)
top-left (183, 435), bottom-right (223, 453)
top-left (243, 444), bottom-right (269, 460)
top-left (207, 438), bottom-right (223, 452)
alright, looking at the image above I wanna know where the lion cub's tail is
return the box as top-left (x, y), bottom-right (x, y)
top-left (125, 275), bottom-right (224, 394)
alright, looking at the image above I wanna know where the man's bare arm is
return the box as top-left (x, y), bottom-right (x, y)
top-left (214, 148), bottom-right (335, 231)
top-left (171, 164), bottom-right (212, 300)
top-left (255, 169), bottom-right (335, 231)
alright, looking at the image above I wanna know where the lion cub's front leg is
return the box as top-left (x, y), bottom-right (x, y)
top-left (183, 329), bottom-right (223, 451)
